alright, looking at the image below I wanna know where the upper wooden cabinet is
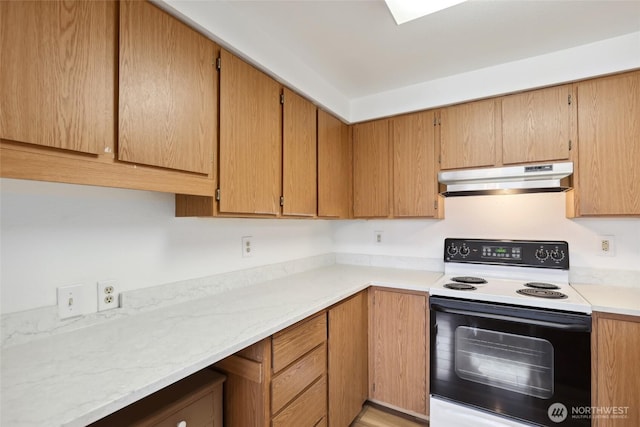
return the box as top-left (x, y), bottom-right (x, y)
top-left (119, 1), bottom-right (216, 174)
top-left (574, 71), bottom-right (640, 216)
top-left (317, 110), bottom-right (352, 218)
top-left (0, 0), bottom-right (115, 154)
top-left (219, 49), bottom-right (282, 215)
top-left (369, 288), bottom-right (428, 416)
top-left (282, 88), bottom-right (317, 217)
top-left (439, 99), bottom-right (499, 170)
top-left (592, 312), bottom-right (640, 426)
top-left (502, 84), bottom-right (572, 165)
top-left (392, 110), bottom-right (438, 217)
top-left (352, 119), bottom-right (392, 218)
top-left (1, 0), bottom-right (216, 196)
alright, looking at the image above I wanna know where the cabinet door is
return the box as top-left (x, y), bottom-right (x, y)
top-left (0, 0), bottom-right (115, 154)
top-left (393, 111), bottom-right (437, 217)
top-left (593, 313), bottom-right (640, 426)
top-left (370, 289), bottom-right (427, 415)
top-left (577, 72), bottom-right (640, 215)
top-left (440, 99), bottom-right (498, 170)
top-left (282, 88), bottom-right (317, 216)
top-left (318, 110), bottom-right (351, 218)
top-left (119, 1), bottom-right (215, 174)
top-left (219, 49), bottom-right (282, 215)
top-left (328, 291), bottom-right (368, 426)
top-left (353, 119), bottom-right (391, 218)
top-left (502, 85), bottom-right (571, 165)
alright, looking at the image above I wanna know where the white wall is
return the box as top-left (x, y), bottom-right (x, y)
top-left (2, 180), bottom-right (639, 316)
top-left (333, 192), bottom-right (640, 271)
top-left (0, 179), bottom-right (333, 314)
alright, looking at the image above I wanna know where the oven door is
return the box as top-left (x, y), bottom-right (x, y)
top-left (430, 296), bottom-right (591, 426)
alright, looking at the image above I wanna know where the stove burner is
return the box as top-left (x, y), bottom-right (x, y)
top-left (451, 276), bottom-right (487, 284)
top-left (444, 283), bottom-right (477, 291)
top-left (517, 288), bottom-right (567, 299)
top-left (524, 282), bottom-right (560, 290)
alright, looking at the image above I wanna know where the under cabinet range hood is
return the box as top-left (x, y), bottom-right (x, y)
top-left (438, 162), bottom-right (573, 197)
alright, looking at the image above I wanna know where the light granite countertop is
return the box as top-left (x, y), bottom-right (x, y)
top-left (1, 265), bottom-right (441, 427)
top-left (572, 283), bottom-right (640, 317)
top-left (3, 260), bottom-right (638, 427)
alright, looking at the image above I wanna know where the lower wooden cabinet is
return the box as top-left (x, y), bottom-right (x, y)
top-left (215, 313), bottom-right (328, 427)
top-left (328, 291), bottom-right (368, 426)
top-left (369, 287), bottom-right (429, 417)
top-left (592, 312), bottom-right (640, 427)
top-left (89, 369), bottom-right (225, 427)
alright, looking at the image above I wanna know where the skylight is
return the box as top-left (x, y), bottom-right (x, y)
top-left (384, 0), bottom-right (469, 25)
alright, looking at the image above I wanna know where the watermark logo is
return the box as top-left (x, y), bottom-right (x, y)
top-left (548, 403), bottom-right (568, 423)
top-left (548, 403), bottom-right (630, 422)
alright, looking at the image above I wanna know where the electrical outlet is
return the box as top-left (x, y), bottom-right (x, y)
top-left (242, 236), bottom-right (253, 257)
top-left (597, 235), bottom-right (616, 257)
top-left (374, 231), bottom-right (383, 244)
top-left (57, 284), bottom-right (84, 319)
top-left (97, 280), bottom-right (119, 311)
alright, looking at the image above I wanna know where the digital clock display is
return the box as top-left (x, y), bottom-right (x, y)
top-left (482, 245), bottom-right (522, 260)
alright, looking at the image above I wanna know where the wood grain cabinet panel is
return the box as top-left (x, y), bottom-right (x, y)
top-left (219, 49), bottom-right (282, 215)
top-left (282, 88), bottom-right (317, 216)
top-left (353, 119), bottom-right (392, 218)
top-left (272, 313), bottom-right (327, 373)
top-left (328, 291), bottom-right (368, 427)
top-left (271, 376), bottom-right (327, 427)
top-left (317, 110), bottom-right (352, 218)
top-left (216, 314), bottom-right (328, 427)
top-left (89, 369), bottom-right (225, 427)
top-left (392, 110), bottom-right (438, 217)
top-left (439, 98), bottom-right (498, 170)
top-left (502, 84), bottom-right (571, 165)
top-left (576, 71), bottom-right (640, 216)
top-left (0, 0), bottom-right (115, 154)
top-left (119, 0), bottom-right (216, 174)
top-left (593, 312), bottom-right (640, 426)
top-left (272, 344), bottom-right (326, 414)
top-left (370, 288), bottom-right (428, 416)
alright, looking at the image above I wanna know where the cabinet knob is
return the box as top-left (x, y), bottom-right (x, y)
top-left (177, 421), bottom-right (187, 427)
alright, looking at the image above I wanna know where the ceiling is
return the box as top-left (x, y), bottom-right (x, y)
top-left (161, 0), bottom-right (640, 120)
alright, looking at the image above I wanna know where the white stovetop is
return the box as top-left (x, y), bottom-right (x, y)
top-left (429, 263), bottom-right (592, 314)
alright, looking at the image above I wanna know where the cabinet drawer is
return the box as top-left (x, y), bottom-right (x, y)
top-left (90, 370), bottom-right (224, 427)
top-left (154, 392), bottom-right (216, 427)
top-left (271, 376), bottom-right (327, 427)
top-left (272, 314), bottom-right (326, 373)
top-left (272, 344), bottom-right (326, 414)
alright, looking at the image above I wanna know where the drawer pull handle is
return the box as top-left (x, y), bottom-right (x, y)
top-left (177, 421), bottom-right (187, 427)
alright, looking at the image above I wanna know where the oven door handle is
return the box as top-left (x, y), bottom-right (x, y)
top-left (431, 304), bottom-right (591, 332)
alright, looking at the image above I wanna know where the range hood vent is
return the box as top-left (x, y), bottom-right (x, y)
top-left (438, 162), bottom-right (573, 197)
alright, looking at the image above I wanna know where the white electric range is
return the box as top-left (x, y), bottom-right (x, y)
top-left (429, 238), bottom-right (593, 427)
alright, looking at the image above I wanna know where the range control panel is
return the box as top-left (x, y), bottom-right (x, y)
top-left (444, 238), bottom-right (569, 270)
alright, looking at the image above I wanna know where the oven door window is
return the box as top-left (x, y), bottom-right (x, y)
top-left (455, 326), bottom-right (554, 399)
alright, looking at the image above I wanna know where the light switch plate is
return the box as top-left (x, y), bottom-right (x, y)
top-left (57, 284), bottom-right (84, 319)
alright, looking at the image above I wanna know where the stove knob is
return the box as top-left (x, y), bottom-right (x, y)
top-left (460, 246), bottom-right (470, 256)
top-left (535, 248), bottom-right (548, 261)
top-left (447, 245), bottom-right (459, 256)
top-left (550, 249), bottom-right (565, 261)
